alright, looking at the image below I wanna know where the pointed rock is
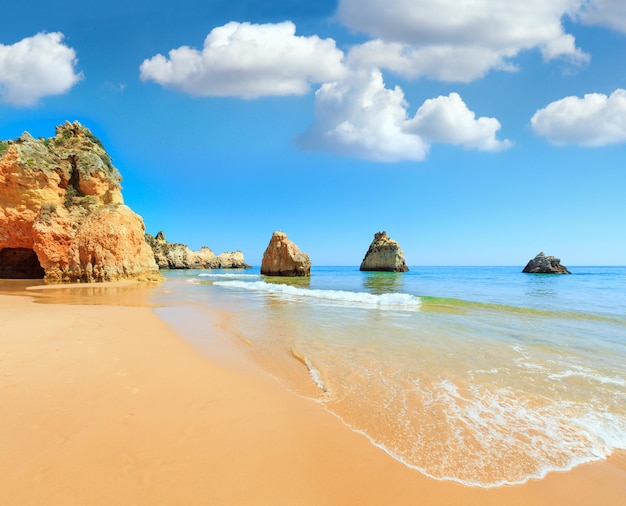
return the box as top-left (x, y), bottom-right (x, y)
top-left (360, 231), bottom-right (409, 272)
top-left (261, 231), bottom-right (311, 277)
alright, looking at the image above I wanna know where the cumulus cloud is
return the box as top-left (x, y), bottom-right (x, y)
top-left (576, 0), bottom-right (626, 32)
top-left (298, 70), bottom-right (428, 162)
top-left (0, 32), bottom-right (82, 106)
top-left (298, 70), bottom-right (510, 162)
top-left (531, 89), bottom-right (626, 146)
top-left (339, 0), bottom-right (589, 81)
top-left (139, 21), bottom-right (346, 98)
top-left (408, 93), bottom-right (512, 151)
top-left (347, 41), bottom-right (514, 83)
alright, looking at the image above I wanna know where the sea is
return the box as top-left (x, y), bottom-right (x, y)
top-left (152, 266), bottom-right (626, 488)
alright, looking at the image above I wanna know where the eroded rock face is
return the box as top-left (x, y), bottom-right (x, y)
top-left (0, 121), bottom-right (161, 283)
top-left (216, 251), bottom-right (248, 269)
top-left (261, 231), bottom-right (311, 276)
top-left (522, 252), bottom-right (571, 274)
top-left (146, 231), bottom-right (249, 269)
top-left (360, 231), bottom-right (409, 272)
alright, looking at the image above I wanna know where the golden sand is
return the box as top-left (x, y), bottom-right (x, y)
top-left (0, 284), bottom-right (624, 505)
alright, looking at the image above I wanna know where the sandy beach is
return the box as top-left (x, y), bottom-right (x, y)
top-left (1, 283), bottom-right (624, 506)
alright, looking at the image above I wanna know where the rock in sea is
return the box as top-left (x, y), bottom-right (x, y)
top-left (145, 231), bottom-right (250, 269)
top-left (0, 121), bottom-right (160, 283)
top-left (360, 231), bottom-right (409, 272)
top-left (522, 252), bottom-right (571, 274)
top-left (261, 231), bottom-right (311, 277)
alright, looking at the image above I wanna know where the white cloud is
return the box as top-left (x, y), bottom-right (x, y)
top-left (298, 70), bottom-right (510, 162)
top-left (541, 34), bottom-right (586, 62)
top-left (531, 89), bottom-right (626, 146)
top-left (139, 21), bottom-right (346, 98)
top-left (0, 32), bottom-right (82, 106)
top-left (576, 0), bottom-right (626, 32)
top-left (408, 93), bottom-right (512, 151)
top-left (347, 41), bottom-right (515, 83)
top-left (339, 0), bottom-right (589, 81)
top-left (299, 70), bottom-right (428, 162)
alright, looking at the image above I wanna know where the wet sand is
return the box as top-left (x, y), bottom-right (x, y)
top-left (1, 284), bottom-right (624, 505)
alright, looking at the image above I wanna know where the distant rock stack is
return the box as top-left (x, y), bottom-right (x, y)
top-left (145, 231), bottom-right (249, 269)
top-left (0, 121), bottom-right (160, 283)
top-left (522, 252), bottom-right (571, 274)
top-left (261, 231), bottom-right (311, 277)
top-left (360, 231), bottom-right (409, 272)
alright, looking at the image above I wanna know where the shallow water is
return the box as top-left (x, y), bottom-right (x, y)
top-left (154, 266), bottom-right (626, 487)
top-left (0, 279), bottom-right (162, 306)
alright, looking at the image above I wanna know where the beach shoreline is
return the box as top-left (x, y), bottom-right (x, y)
top-left (1, 283), bottom-right (624, 505)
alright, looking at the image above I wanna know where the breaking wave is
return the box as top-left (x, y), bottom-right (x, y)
top-left (214, 280), bottom-right (421, 310)
top-left (197, 273), bottom-right (260, 279)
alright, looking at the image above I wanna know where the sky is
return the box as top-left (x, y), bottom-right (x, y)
top-left (1, 0), bottom-right (626, 266)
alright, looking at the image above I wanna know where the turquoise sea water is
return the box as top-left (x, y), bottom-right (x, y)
top-left (154, 266), bottom-right (626, 488)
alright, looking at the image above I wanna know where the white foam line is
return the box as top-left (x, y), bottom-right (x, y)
top-left (549, 369), bottom-right (626, 387)
top-left (317, 375), bottom-right (625, 488)
top-left (197, 273), bottom-right (260, 279)
top-left (304, 358), bottom-right (328, 395)
top-left (314, 403), bottom-right (609, 488)
top-left (214, 280), bottom-right (421, 310)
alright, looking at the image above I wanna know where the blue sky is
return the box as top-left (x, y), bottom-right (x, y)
top-left (1, 1), bottom-right (626, 266)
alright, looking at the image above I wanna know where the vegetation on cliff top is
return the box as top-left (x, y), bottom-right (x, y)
top-left (0, 121), bottom-right (116, 175)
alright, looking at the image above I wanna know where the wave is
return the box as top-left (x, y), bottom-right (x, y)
top-left (186, 273), bottom-right (260, 285)
top-left (290, 349), bottom-right (328, 395)
top-left (549, 367), bottom-right (626, 387)
top-left (197, 273), bottom-right (260, 279)
top-left (214, 280), bottom-right (421, 310)
top-left (320, 376), bottom-right (626, 488)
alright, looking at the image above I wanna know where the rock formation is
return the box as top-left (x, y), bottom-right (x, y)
top-left (0, 121), bottom-right (160, 283)
top-left (522, 252), bottom-right (571, 274)
top-left (261, 231), bottom-right (311, 276)
top-left (360, 231), bottom-right (409, 272)
top-left (145, 231), bottom-right (249, 269)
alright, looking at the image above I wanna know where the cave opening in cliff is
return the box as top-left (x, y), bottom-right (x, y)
top-left (0, 248), bottom-right (45, 279)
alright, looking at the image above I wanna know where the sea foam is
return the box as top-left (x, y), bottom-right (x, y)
top-left (214, 280), bottom-right (421, 310)
top-left (548, 367), bottom-right (626, 387)
top-left (198, 273), bottom-right (260, 279)
top-left (171, 266), bottom-right (626, 487)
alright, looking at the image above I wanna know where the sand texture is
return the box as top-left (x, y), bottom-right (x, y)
top-left (1, 286), bottom-right (625, 505)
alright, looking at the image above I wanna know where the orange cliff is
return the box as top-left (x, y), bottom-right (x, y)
top-left (0, 121), bottom-right (160, 283)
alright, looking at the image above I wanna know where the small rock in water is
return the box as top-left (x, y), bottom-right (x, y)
top-left (261, 231), bottom-right (311, 277)
top-left (522, 252), bottom-right (571, 274)
top-left (360, 231), bottom-right (409, 272)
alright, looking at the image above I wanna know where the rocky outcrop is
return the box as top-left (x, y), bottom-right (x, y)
top-left (0, 121), bottom-right (161, 283)
top-left (261, 231), bottom-right (311, 277)
top-left (522, 252), bottom-right (571, 274)
top-left (360, 231), bottom-right (409, 272)
top-left (145, 231), bottom-right (249, 269)
top-left (216, 250), bottom-right (249, 269)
